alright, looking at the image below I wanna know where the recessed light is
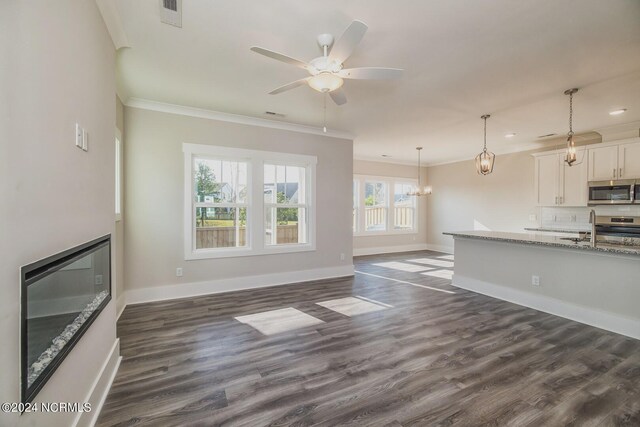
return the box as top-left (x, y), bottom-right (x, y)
top-left (381, 154), bottom-right (392, 158)
top-left (504, 133), bottom-right (516, 138)
top-left (609, 108), bottom-right (627, 116)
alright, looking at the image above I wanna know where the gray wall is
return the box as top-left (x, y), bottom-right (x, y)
top-left (426, 150), bottom-right (539, 252)
top-left (123, 107), bottom-right (353, 293)
top-left (1, 1), bottom-right (117, 425)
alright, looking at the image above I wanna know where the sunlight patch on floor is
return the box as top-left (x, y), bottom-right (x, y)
top-left (372, 261), bottom-right (434, 272)
top-left (235, 308), bottom-right (324, 335)
top-left (407, 258), bottom-right (454, 268)
top-left (422, 270), bottom-right (454, 280)
top-left (354, 270), bottom-right (456, 294)
top-left (316, 296), bottom-right (390, 317)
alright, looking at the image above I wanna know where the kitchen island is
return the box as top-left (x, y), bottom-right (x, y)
top-left (444, 231), bottom-right (640, 339)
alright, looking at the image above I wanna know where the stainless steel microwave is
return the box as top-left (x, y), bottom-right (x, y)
top-left (588, 180), bottom-right (635, 205)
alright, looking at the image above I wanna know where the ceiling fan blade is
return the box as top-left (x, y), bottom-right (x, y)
top-left (269, 78), bottom-right (310, 95)
top-left (338, 67), bottom-right (403, 80)
top-left (250, 47), bottom-right (309, 70)
top-left (329, 20), bottom-right (368, 64)
top-left (329, 88), bottom-right (347, 106)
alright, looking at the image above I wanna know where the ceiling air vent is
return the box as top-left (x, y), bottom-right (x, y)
top-left (265, 111), bottom-right (286, 118)
top-left (160, 0), bottom-right (182, 28)
top-left (537, 133), bottom-right (557, 139)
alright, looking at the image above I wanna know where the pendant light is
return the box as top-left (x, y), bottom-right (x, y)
top-left (564, 88), bottom-right (579, 166)
top-left (407, 147), bottom-right (432, 196)
top-left (475, 114), bottom-right (495, 175)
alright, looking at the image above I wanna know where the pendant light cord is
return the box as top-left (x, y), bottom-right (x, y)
top-left (483, 116), bottom-right (487, 152)
top-left (417, 148), bottom-right (421, 187)
top-left (568, 91), bottom-right (574, 137)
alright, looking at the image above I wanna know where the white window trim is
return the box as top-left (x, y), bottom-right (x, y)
top-left (183, 143), bottom-right (317, 260)
top-left (115, 128), bottom-right (123, 222)
top-left (353, 174), bottom-right (418, 237)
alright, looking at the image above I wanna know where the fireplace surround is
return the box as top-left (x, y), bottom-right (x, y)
top-left (21, 235), bottom-right (111, 404)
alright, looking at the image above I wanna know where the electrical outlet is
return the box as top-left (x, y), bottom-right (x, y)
top-left (531, 275), bottom-right (540, 286)
top-left (94, 275), bottom-right (103, 285)
top-left (340, 253), bottom-right (345, 261)
top-left (176, 267), bottom-right (183, 277)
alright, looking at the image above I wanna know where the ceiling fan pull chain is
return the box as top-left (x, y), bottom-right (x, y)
top-left (323, 92), bottom-right (327, 133)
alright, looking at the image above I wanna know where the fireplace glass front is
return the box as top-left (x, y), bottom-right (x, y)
top-left (21, 235), bottom-right (111, 403)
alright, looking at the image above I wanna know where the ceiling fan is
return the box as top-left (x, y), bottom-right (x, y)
top-left (250, 20), bottom-right (403, 106)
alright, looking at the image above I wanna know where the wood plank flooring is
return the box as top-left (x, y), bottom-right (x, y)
top-left (97, 251), bottom-right (640, 426)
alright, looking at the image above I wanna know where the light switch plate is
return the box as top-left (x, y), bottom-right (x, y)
top-left (75, 123), bottom-right (83, 148)
top-left (81, 129), bottom-right (88, 151)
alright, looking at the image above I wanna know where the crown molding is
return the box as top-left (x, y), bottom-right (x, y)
top-left (95, 0), bottom-right (130, 50)
top-left (124, 98), bottom-right (354, 140)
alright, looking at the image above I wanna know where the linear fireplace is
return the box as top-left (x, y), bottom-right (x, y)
top-left (21, 235), bottom-right (111, 403)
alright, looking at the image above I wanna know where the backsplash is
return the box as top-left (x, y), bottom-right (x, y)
top-left (540, 205), bottom-right (640, 231)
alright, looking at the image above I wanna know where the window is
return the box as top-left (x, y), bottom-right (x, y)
top-left (183, 144), bottom-right (316, 259)
top-left (115, 130), bottom-right (123, 221)
top-left (264, 164), bottom-right (308, 245)
top-left (352, 180), bottom-right (359, 232)
top-left (353, 175), bottom-right (418, 235)
top-left (364, 181), bottom-right (387, 231)
top-left (194, 158), bottom-right (248, 249)
top-left (393, 183), bottom-right (416, 230)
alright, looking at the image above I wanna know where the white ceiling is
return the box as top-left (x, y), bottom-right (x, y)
top-left (115, 0), bottom-right (640, 165)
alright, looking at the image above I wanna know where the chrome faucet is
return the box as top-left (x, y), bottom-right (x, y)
top-left (589, 209), bottom-right (597, 247)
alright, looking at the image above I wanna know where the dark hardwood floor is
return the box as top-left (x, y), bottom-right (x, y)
top-left (97, 251), bottom-right (640, 426)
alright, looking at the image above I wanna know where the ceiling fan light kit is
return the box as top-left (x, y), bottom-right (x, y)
top-left (250, 20), bottom-right (404, 106)
top-left (308, 73), bottom-right (344, 92)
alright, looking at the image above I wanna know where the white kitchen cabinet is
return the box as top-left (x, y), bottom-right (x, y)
top-left (588, 140), bottom-right (640, 181)
top-left (588, 145), bottom-right (619, 181)
top-left (534, 149), bottom-right (587, 206)
top-left (618, 141), bottom-right (640, 179)
top-left (535, 153), bottom-right (560, 206)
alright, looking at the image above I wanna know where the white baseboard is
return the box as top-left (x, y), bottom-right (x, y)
top-left (425, 243), bottom-right (454, 254)
top-left (353, 243), bottom-right (453, 257)
top-left (116, 295), bottom-right (126, 320)
top-left (125, 264), bottom-right (354, 305)
top-left (452, 275), bottom-right (640, 340)
top-left (74, 338), bottom-right (121, 427)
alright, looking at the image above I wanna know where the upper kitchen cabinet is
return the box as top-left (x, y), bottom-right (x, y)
top-left (534, 149), bottom-right (588, 207)
top-left (588, 139), bottom-right (640, 181)
top-left (618, 141), bottom-right (640, 179)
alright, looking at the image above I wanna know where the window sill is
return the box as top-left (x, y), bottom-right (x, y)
top-left (185, 243), bottom-right (316, 260)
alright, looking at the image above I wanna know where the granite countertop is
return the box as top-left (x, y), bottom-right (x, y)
top-left (524, 227), bottom-right (591, 234)
top-left (443, 230), bottom-right (640, 256)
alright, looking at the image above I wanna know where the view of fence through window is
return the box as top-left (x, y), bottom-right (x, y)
top-left (357, 179), bottom-right (416, 233)
top-left (394, 183), bottom-right (415, 230)
top-left (194, 158), bottom-right (248, 249)
top-left (365, 181), bottom-right (387, 231)
top-left (264, 164), bottom-right (307, 245)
